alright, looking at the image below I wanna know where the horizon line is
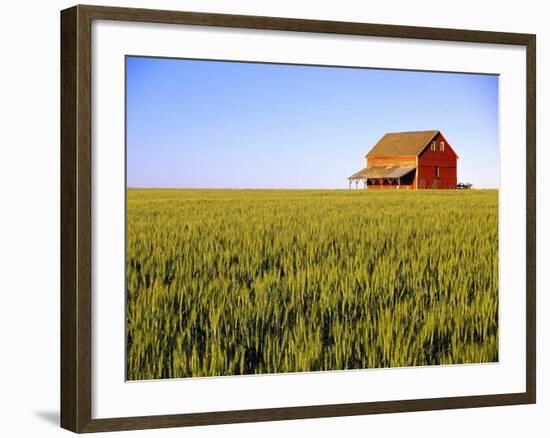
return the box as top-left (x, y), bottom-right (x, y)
top-left (126, 187), bottom-right (499, 190)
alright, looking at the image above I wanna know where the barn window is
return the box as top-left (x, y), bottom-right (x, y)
top-left (440, 141), bottom-right (445, 151)
top-left (431, 141), bottom-right (436, 151)
top-left (435, 166), bottom-right (440, 177)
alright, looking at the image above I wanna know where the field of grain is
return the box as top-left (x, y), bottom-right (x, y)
top-left (126, 189), bottom-right (498, 380)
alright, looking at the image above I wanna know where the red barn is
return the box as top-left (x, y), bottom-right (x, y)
top-left (348, 130), bottom-right (458, 190)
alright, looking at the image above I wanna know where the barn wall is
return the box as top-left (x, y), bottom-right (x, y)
top-left (367, 184), bottom-right (414, 190)
top-left (415, 133), bottom-right (458, 189)
top-left (366, 155), bottom-right (416, 168)
top-left (365, 169), bottom-right (415, 190)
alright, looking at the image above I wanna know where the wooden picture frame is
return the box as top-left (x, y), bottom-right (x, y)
top-left (61, 4), bottom-right (536, 433)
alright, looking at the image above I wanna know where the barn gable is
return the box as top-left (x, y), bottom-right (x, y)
top-left (417, 132), bottom-right (459, 159)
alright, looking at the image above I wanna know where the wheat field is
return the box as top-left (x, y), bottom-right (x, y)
top-left (126, 189), bottom-right (498, 380)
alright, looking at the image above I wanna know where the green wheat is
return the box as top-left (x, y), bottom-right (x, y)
top-left (126, 189), bottom-right (498, 380)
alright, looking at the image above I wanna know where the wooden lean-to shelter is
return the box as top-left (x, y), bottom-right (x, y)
top-left (348, 130), bottom-right (458, 190)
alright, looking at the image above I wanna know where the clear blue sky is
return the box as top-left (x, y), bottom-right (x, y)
top-left (126, 56), bottom-right (499, 189)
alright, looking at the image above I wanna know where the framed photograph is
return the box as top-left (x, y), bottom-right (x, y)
top-left (60, 4), bottom-right (536, 433)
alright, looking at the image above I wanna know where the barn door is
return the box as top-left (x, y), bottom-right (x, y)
top-left (418, 178), bottom-right (425, 189)
top-left (431, 179), bottom-right (438, 189)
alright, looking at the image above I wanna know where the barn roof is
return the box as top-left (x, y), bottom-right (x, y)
top-left (348, 166), bottom-right (416, 180)
top-left (366, 130), bottom-right (440, 158)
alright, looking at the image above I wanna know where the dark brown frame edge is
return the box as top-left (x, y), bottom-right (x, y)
top-left (60, 4), bottom-right (536, 433)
